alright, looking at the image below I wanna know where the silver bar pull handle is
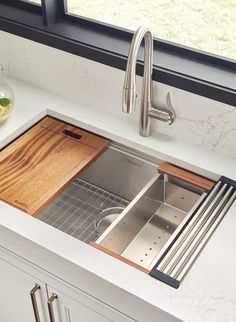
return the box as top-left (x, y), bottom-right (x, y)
top-left (47, 293), bottom-right (58, 322)
top-left (30, 284), bottom-right (41, 322)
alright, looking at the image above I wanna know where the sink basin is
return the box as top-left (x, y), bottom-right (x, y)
top-left (2, 116), bottom-right (234, 289)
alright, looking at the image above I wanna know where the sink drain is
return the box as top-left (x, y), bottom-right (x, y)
top-left (95, 207), bottom-right (124, 234)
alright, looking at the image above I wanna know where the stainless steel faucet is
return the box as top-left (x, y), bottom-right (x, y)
top-left (122, 26), bottom-right (176, 137)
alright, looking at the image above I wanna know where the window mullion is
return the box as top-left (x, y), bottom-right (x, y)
top-left (41, 0), bottom-right (64, 26)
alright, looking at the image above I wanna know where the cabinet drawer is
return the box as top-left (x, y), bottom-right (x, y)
top-left (0, 117), bottom-right (109, 215)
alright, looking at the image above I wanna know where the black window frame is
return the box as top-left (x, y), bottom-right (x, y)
top-left (0, 0), bottom-right (235, 107)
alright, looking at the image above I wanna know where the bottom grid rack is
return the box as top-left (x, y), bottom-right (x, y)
top-left (37, 178), bottom-right (129, 244)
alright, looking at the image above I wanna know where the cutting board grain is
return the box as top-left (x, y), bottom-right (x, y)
top-left (0, 117), bottom-right (109, 215)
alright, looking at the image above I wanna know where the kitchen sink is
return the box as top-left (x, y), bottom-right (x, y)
top-left (2, 116), bottom-right (235, 288)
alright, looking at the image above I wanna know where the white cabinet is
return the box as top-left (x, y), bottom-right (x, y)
top-left (0, 249), bottom-right (133, 322)
top-left (0, 258), bottom-right (49, 322)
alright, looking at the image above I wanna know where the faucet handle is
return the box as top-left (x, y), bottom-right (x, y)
top-left (166, 92), bottom-right (176, 125)
top-left (149, 92), bottom-right (176, 125)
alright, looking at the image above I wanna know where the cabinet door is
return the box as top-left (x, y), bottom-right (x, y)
top-left (0, 258), bottom-right (49, 322)
top-left (47, 286), bottom-right (133, 322)
top-left (47, 286), bottom-right (110, 322)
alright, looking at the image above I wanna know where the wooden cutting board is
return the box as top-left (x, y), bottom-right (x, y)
top-left (0, 117), bottom-right (109, 215)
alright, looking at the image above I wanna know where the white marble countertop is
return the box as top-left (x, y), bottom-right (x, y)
top-left (1, 77), bottom-right (236, 322)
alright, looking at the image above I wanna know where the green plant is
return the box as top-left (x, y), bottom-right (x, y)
top-left (0, 98), bottom-right (11, 107)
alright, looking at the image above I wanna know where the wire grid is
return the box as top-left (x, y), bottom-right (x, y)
top-left (37, 178), bottom-right (129, 244)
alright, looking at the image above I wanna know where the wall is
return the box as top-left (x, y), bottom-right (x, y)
top-left (0, 30), bottom-right (236, 159)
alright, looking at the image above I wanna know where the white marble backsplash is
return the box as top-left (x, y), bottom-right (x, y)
top-left (0, 30), bottom-right (236, 159)
top-left (152, 84), bottom-right (236, 158)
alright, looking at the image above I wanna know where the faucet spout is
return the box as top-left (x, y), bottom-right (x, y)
top-left (122, 26), bottom-right (153, 117)
top-left (122, 26), bottom-right (176, 136)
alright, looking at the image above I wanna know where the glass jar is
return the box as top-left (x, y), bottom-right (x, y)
top-left (0, 62), bottom-right (15, 123)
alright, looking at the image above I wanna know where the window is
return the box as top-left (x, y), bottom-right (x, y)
top-left (66, 0), bottom-right (236, 61)
top-left (0, 0), bottom-right (235, 108)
